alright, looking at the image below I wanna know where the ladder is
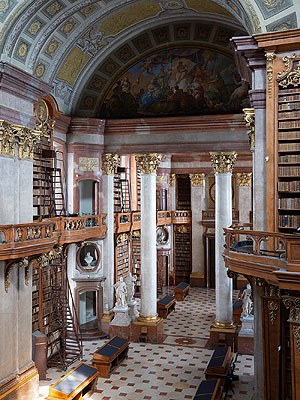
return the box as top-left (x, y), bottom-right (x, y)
top-left (45, 167), bottom-right (67, 217)
top-left (48, 277), bottom-right (83, 370)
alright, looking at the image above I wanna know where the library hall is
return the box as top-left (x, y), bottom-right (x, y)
top-left (0, 1), bottom-right (300, 400)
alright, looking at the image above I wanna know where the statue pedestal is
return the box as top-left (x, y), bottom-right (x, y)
top-left (128, 300), bottom-right (139, 322)
top-left (110, 305), bottom-right (131, 326)
top-left (238, 314), bottom-right (254, 355)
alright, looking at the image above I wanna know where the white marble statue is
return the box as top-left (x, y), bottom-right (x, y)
top-left (114, 277), bottom-right (127, 307)
top-left (125, 272), bottom-right (137, 304)
top-left (241, 283), bottom-right (253, 318)
top-left (84, 251), bottom-right (94, 267)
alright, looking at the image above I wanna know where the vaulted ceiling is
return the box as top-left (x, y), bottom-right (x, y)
top-left (0, 0), bottom-right (298, 116)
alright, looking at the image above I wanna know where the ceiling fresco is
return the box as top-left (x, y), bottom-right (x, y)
top-left (0, 0), bottom-right (297, 116)
top-left (98, 46), bottom-right (250, 119)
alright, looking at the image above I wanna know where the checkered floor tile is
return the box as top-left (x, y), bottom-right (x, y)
top-left (39, 287), bottom-right (254, 399)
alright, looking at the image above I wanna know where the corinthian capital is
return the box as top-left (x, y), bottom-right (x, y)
top-left (135, 153), bottom-right (162, 174)
top-left (243, 108), bottom-right (255, 150)
top-left (189, 173), bottom-right (205, 187)
top-left (102, 153), bottom-right (119, 174)
top-left (210, 152), bottom-right (237, 174)
top-left (237, 172), bottom-right (252, 187)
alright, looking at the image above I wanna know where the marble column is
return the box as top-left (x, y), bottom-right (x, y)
top-left (169, 173), bottom-right (176, 283)
top-left (67, 152), bottom-right (74, 214)
top-left (237, 173), bottom-right (252, 224)
top-left (189, 174), bottom-right (206, 287)
top-left (135, 154), bottom-right (162, 321)
top-left (101, 153), bottom-right (119, 324)
top-left (210, 152), bottom-right (237, 328)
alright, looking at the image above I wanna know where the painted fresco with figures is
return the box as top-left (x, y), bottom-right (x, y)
top-left (99, 47), bottom-right (250, 119)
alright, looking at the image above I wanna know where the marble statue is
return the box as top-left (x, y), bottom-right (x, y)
top-left (84, 252), bottom-right (93, 267)
top-left (114, 277), bottom-right (127, 307)
top-left (241, 283), bottom-right (253, 318)
top-left (125, 272), bottom-right (137, 304)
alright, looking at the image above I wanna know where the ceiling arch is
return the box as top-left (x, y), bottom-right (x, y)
top-left (0, 0), bottom-right (297, 115)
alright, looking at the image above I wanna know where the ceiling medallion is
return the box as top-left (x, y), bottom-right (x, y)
top-left (0, 0), bottom-right (9, 15)
top-left (29, 21), bottom-right (42, 35)
top-left (17, 43), bottom-right (28, 58)
top-left (35, 63), bottom-right (45, 78)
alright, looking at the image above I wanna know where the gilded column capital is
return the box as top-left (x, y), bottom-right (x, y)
top-left (189, 173), bottom-right (205, 187)
top-left (0, 120), bottom-right (16, 157)
top-left (210, 152), bottom-right (237, 174)
top-left (17, 126), bottom-right (41, 159)
top-left (237, 172), bottom-right (252, 187)
top-left (0, 121), bottom-right (41, 159)
top-left (243, 108), bottom-right (255, 150)
top-left (102, 153), bottom-right (119, 174)
top-left (169, 173), bottom-right (176, 186)
top-left (135, 153), bottom-right (162, 174)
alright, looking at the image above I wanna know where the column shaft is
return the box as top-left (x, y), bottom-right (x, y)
top-left (215, 173), bottom-right (233, 323)
top-left (102, 174), bottom-right (115, 312)
top-left (140, 174), bottom-right (157, 317)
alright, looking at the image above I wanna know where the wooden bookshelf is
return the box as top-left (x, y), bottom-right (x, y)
top-left (115, 233), bottom-right (129, 281)
top-left (33, 137), bottom-right (53, 220)
top-left (173, 224), bottom-right (191, 285)
top-left (176, 175), bottom-right (191, 210)
top-left (32, 258), bottom-right (63, 359)
top-left (131, 232), bottom-right (141, 295)
top-left (277, 85), bottom-right (300, 232)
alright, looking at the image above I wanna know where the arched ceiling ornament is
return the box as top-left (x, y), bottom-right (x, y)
top-left (0, 0), bottom-right (297, 114)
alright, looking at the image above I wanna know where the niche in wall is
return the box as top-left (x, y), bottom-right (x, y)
top-left (79, 179), bottom-right (99, 215)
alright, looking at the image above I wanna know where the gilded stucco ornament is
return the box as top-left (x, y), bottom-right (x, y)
top-left (189, 173), bottom-right (205, 187)
top-left (237, 173), bottom-right (252, 187)
top-left (4, 257), bottom-right (31, 293)
top-left (37, 246), bottom-right (64, 266)
top-left (263, 0), bottom-right (283, 9)
top-left (243, 108), bottom-right (255, 150)
top-left (135, 153), bottom-right (162, 174)
top-left (169, 173), bottom-right (176, 187)
top-left (266, 52), bottom-right (276, 98)
top-left (117, 233), bottom-right (129, 244)
top-left (210, 152), bottom-right (237, 174)
top-left (29, 21), bottom-right (42, 35)
top-left (0, 120), bottom-right (41, 159)
top-left (278, 56), bottom-right (300, 88)
top-left (102, 153), bottom-right (119, 174)
top-left (292, 326), bottom-right (300, 355)
top-left (34, 99), bottom-right (54, 139)
top-left (267, 300), bottom-right (278, 325)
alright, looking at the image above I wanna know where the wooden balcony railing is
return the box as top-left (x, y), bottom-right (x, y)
top-left (157, 211), bottom-right (172, 225)
top-left (223, 226), bottom-right (300, 286)
top-left (202, 210), bottom-right (239, 221)
top-left (114, 213), bottom-right (131, 233)
top-left (171, 210), bottom-right (192, 224)
top-left (0, 214), bottom-right (107, 261)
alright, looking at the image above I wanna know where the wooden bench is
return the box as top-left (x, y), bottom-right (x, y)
top-left (205, 346), bottom-right (232, 383)
top-left (92, 336), bottom-right (129, 378)
top-left (47, 363), bottom-right (98, 399)
top-left (193, 379), bottom-right (223, 399)
top-left (174, 282), bottom-right (190, 301)
top-left (157, 295), bottom-right (176, 318)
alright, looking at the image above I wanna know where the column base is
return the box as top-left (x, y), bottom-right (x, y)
top-left (207, 321), bottom-right (238, 350)
top-left (132, 316), bottom-right (164, 343)
top-left (0, 363), bottom-right (39, 400)
top-left (190, 272), bottom-right (205, 287)
top-left (101, 312), bottom-right (114, 335)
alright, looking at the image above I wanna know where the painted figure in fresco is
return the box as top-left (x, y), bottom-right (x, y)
top-left (100, 48), bottom-right (249, 119)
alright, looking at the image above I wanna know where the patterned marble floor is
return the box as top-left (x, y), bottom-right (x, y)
top-left (39, 287), bottom-right (254, 399)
